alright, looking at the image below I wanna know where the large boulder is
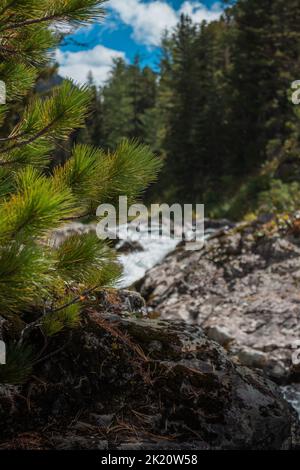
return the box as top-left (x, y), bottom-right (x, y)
top-left (0, 291), bottom-right (298, 450)
top-left (137, 215), bottom-right (300, 383)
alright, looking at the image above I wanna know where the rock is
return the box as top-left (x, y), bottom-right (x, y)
top-left (205, 218), bottom-right (236, 231)
top-left (0, 298), bottom-right (298, 450)
top-left (117, 240), bottom-right (144, 254)
top-left (282, 384), bottom-right (300, 419)
top-left (257, 213), bottom-right (275, 225)
top-left (137, 215), bottom-right (300, 382)
top-left (96, 289), bottom-right (146, 315)
top-left (206, 326), bottom-right (234, 347)
top-left (238, 347), bottom-right (268, 369)
top-left (90, 414), bottom-right (114, 427)
top-left (0, 315), bottom-right (6, 340)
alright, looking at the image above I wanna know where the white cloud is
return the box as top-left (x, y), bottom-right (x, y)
top-left (109, 0), bottom-right (177, 46)
top-left (56, 45), bottom-right (126, 85)
top-left (109, 0), bottom-right (223, 47)
top-left (180, 1), bottom-right (223, 24)
top-left (56, 1), bottom-right (223, 84)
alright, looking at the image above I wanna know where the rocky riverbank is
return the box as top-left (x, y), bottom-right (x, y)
top-left (1, 214), bottom-right (300, 449)
top-left (0, 289), bottom-right (299, 450)
top-left (136, 213), bottom-right (300, 384)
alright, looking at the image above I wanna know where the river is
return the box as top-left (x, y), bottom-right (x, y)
top-left (116, 223), bottom-right (300, 421)
top-left (53, 221), bottom-right (300, 420)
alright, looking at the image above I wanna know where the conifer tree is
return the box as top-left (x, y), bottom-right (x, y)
top-left (229, 0), bottom-right (300, 174)
top-left (0, 0), bottom-right (161, 383)
top-left (78, 71), bottom-right (105, 148)
top-left (102, 56), bottom-right (157, 149)
top-left (162, 15), bottom-right (199, 203)
top-left (102, 58), bottom-right (134, 148)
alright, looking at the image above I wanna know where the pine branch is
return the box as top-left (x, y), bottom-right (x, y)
top-left (0, 117), bottom-right (59, 159)
top-left (51, 286), bottom-right (98, 314)
top-left (0, 1), bottom-right (17, 17)
top-left (0, 81), bottom-right (91, 163)
top-left (0, 45), bottom-right (18, 55)
top-left (3, 14), bottom-right (65, 31)
top-left (0, 0), bottom-right (162, 349)
top-left (1, 0), bottom-right (107, 31)
top-left (0, 131), bottom-right (27, 142)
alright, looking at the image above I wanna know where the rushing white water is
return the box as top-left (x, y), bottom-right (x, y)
top-left (281, 385), bottom-right (300, 419)
top-left (54, 222), bottom-right (300, 417)
top-left (52, 220), bottom-right (207, 288)
top-left (116, 223), bottom-right (179, 287)
top-left (116, 221), bottom-right (215, 288)
top-left (116, 224), bottom-right (300, 419)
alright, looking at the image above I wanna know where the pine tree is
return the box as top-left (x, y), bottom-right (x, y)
top-left (0, 0), bottom-right (161, 383)
top-left (127, 55), bottom-right (157, 142)
top-left (162, 15), bottom-right (199, 203)
top-left (191, 18), bottom-right (232, 208)
top-left (158, 15), bottom-right (229, 205)
top-left (149, 0), bottom-right (300, 216)
top-left (102, 56), bottom-right (157, 149)
top-left (102, 58), bottom-right (134, 148)
top-left (229, 0), bottom-right (300, 174)
top-left (78, 71), bottom-right (105, 148)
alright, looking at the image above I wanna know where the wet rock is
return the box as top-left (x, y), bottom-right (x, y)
top-left (282, 384), bottom-right (300, 419)
top-left (0, 301), bottom-right (298, 450)
top-left (137, 215), bottom-right (300, 382)
top-left (117, 240), bottom-right (144, 254)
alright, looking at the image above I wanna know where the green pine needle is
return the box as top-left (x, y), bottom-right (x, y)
top-left (42, 301), bottom-right (81, 337)
top-left (55, 232), bottom-right (121, 286)
top-left (0, 343), bottom-right (34, 384)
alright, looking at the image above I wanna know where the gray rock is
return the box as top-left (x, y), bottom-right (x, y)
top-left (97, 289), bottom-right (146, 315)
top-left (238, 347), bottom-right (268, 368)
top-left (0, 315), bottom-right (6, 341)
top-left (117, 240), bottom-right (144, 254)
top-left (205, 218), bottom-right (235, 230)
top-left (92, 414), bottom-right (114, 427)
top-left (206, 326), bottom-right (234, 347)
top-left (0, 305), bottom-right (298, 450)
top-left (137, 216), bottom-right (300, 382)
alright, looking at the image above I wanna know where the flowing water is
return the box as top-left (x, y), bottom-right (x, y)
top-left (116, 223), bottom-right (300, 420)
top-left (117, 223), bottom-right (179, 288)
top-left (54, 222), bottom-right (300, 419)
top-left (117, 221), bottom-right (214, 288)
top-left (281, 385), bottom-right (300, 419)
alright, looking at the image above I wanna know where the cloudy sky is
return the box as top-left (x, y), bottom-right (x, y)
top-left (57, 0), bottom-right (224, 85)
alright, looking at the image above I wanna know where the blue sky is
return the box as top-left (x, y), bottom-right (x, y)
top-left (56, 1), bottom-right (224, 85)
